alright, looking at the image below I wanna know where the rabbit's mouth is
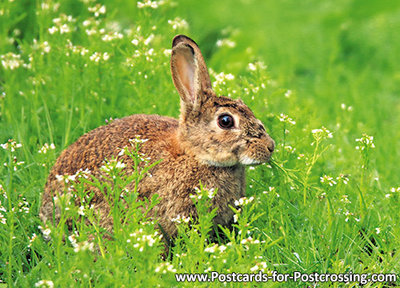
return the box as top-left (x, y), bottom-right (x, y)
top-left (239, 153), bottom-right (271, 166)
top-left (239, 155), bottom-right (266, 165)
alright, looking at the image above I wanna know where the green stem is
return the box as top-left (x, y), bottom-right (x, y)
top-left (7, 153), bottom-right (14, 287)
top-left (303, 140), bottom-right (320, 205)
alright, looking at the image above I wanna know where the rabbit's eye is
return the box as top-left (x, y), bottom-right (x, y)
top-left (218, 114), bottom-right (234, 129)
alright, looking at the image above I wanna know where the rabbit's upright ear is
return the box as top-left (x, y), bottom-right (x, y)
top-left (171, 35), bottom-right (213, 115)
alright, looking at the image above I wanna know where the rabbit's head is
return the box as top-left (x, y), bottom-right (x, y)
top-left (171, 35), bottom-right (275, 167)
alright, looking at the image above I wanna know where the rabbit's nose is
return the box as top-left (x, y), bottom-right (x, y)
top-left (267, 138), bottom-right (275, 153)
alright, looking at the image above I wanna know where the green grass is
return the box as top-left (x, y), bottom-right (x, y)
top-left (1, 0), bottom-right (400, 287)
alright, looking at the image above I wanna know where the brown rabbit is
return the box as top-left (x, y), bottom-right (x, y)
top-left (39, 35), bottom-right (275, 244)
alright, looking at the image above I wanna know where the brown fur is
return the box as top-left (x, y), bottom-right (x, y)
top-left (39, 35), bottom-right (275, 242)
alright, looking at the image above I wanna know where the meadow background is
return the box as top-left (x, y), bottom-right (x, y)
top-left (1, 0), bottom-right (400, 286)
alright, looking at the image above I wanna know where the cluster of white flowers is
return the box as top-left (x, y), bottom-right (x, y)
top-left (0, 193), bottom-right (6, 223)
top-left (190, 187), bottom-right (216, 200)
top-left (340, 195), bottom-right (351, 204)
top-left (89, 51), bottom-right (110, 62)
top-left (129, 136), bottom-right (149, 145)
top-left (340, 103), bottom-right (353, 111)
top-left (137, 0), bottom-right (165, 9)
top-left (88, 4), bottom-right (106, 17)
top-left (38, 143), bottom-right (56, 154)
top-left (390, 187), bottom-right (400, 193)
top-left (311, 126), bottom-right (333, 141)
top-left (355, 134), bottom-right (375, 150)
top-left (320, 174), bottom-right (349, 187)
top-left (1, 140), bottom-right (25, 170)
top-left (168, 17), bottom-right (189, 30)
top-left (284, 90), bottom-right (292, 98)
top-left (204, 243), bottom-right (227, 253)
top-left (35, 280), bottom-right (54, 288)
top-left (0, 212), bottom-right (6, 225)
top-left (343, 210), bottom-right (359, 223)
top-left (3, 155), bottom-right (25, 171)
top-left (40, 1), bottom-right (60, 12)
top-left (65, 40), bottom-right (89, 56)
top-left (337, 174), bottom-right (349, 185)
top-left (100, 159), bottom-right (126, 174)
top-left (101, 31), bottom-right (123, 42)
top-left (16, 198), bottom-right (30, 214)
top-left (127, 35), bottom-right (157, 64)
top-left (241, 236), bottom-right (260, 245)
top-left (250, 261), bottom-right (268, 272)
top-left (170, 214), bottom-right (190, 224)
top-left (284, 145), bottom-right (296, 154)
top-left (263, 186), bottom-right (276, 195)
top-left (154, 262), bottom-right (176, 273)
top-left (278, 114), bottom-right (296, 125)
top-left (128, 229), bottom-right (161, 252)
top-left (240, 236), bottom-right (263, 249)
top-left (32, 39), bottom-right (51, 55)
top-left (247, 61), bottom-right (267, 71)
top-left (385, 186), bottom-right (400, 198)
top-left (68, 233), bottom-right (94, 253)
top-left (48, 14), bottom-right (76, 35)
top-left (1, 53), bottom-right (25, 70)
top-left (233, 210), bottom-right (241, 223)
top-left (28, 233), bottom-right (38, 248)
top-left (55, 174), bottom-right (77, 184)
top-left (320, 175), bottom-right (337, 187)
top-left (131, 33), bottom-right (155, 46)
top-left (38, 225), bottom-right (52, 241)
top-left (209, 69), bottom-right (235, 90)
top-left (234, 196), bottom-right (255, 207)
top-left (216, 38), bottom-right (236, 48)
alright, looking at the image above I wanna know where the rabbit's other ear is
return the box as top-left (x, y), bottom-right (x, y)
top-left (171, 35), bottom-right (213, 114)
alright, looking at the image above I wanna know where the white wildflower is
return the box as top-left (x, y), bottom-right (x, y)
top-left (137, 0), bottom-right (165, 9)
top-left (204, 244), bottom-right (218, 253)
top-left (155, 262), bottom-right (176, 273)
top-left (88, 4), bottom-right (106, 17)
top-left (320, 175), bottom-right (337, 187)
top-left (77, 206), bottom-right (85, 216)
top-left (311, 126), bottom-right (333, 140)
top-left (340, 195), bottom-right (351, 204)
top-left (1, 53), bottom-right (24, 70)
top-left (38, 225), bottom-right (52, 241)
top-left (171, 214), bottom-right (190, 224)
top-left (38, 143), bottom-right (56, 154)
top-left (168, 18), bottom-right (189, 30)
top-left (216, 39), bottom-right (236, 48)
top-left (355, 134), bottom-right (375, 150)
top-left (48, 26), bottom-right (58, 34)
top-left (247, 61), bottom-right (267, 71)
top-left (278, 114), bottom-right (296, 125)
top-left (0, 213), bottom-right (6, 224)
top-left (234, 196), bottom-right (254, 207)
top-left (284, 90), bottom-right (292, 98)
top-left (144, 34), bottom-right (154, 46)
top-left (1, 140), bottom-right (22, 152)
top-left (35, 280), bottom-right (54, 288)
top-left (250, 265), bottom-right (259, 272)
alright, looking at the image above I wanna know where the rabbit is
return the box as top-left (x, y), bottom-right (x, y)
top-left (39, 34), bottom-right (275, 245)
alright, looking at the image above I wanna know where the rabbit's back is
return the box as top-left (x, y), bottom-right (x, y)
top-left (48, 114), bottom-right (179, 178)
